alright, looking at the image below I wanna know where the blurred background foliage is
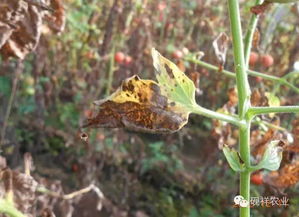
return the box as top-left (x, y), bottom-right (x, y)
top-left (0, 0), bottom-right (299, 216)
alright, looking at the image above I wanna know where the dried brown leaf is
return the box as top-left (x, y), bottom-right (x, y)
top-left (83, 75), bottom-right (189, 133)
top-left (252, 128), bottom-right (275, 158)
top-left (44, 0), bottom-right (65, 33)
top-left (250, 88), bottom-right (269, 107)
top-left (250, 1), bottom-right (272, 15)
top-left (0, 0), bottom-right (65, 59)
top-left (265, 161), bottom-right (299, 188)
top-left (252, 29), bottom-right (260, 49)
top-left (189, 71), bottom-right (201, 94)
top-left (0, 168), bottom-right (38, 217)
top-left (227, 87), bottom-right (238, 107)
top-left (212, 32), bottom-right (229, 66)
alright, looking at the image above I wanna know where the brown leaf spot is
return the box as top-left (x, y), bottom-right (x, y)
top-left (165, 64), bottom-right (174, 79)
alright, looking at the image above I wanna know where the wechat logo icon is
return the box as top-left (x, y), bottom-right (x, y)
top-left (234, 195), bottom-right (249, 207)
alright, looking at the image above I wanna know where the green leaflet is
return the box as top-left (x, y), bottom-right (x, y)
top-left (223, 145), bottom-right (245, 172)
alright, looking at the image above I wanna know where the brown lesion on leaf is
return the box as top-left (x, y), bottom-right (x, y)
top-left (122, 79), bottom-right (135, 92)
top-left (83, 101), bottom-right (185, 133)
top-left (83, 75), bottom-right (189, 133)
top-left (165, 64), bottom-right (175, 79)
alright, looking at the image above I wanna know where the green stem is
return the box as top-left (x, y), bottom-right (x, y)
top-left (0, 199), bottom-right (26, 217)
top-left (228, 1), bottom-right (252, 217)
top-left (238, 120), bottom-right (251, 217)
top-left (248, 69), bottom-right (282, 82)
top-left (228, 0), bottom-right (251, 118)
top-left (191, 105), bottom-right (243, 127)
top-left (281, 80), bottom-right (299, 94)
top-left (185, 57), bottom-right (299, 94)
top-left (253, 118), bottom-right (288, 131)
top-left (249, 106), bottom-right (299, 116)
top-left (186, 57), bottom-right (236, 78)
top-left (283, 70), bottom-right (299, 79)
top-left (244, 0), bottom-right (263, 66)
top-left (240, 170), bottom-right (251, 217)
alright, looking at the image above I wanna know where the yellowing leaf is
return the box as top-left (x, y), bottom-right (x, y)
top-left (83, 75), bottom-right (189, 133)
top-left (83, 49), bottom-right (197, 133)
top-left (151, 48), bottom-right (196, 110)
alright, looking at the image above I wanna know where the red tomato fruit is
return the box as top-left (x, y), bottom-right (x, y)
top-left (249, 52), bottom-right (259, 66)
top-left (251, 173), bottom-right (263, 185)
top-left (115, 52), bottom-right (125, 64)
top-left (254, 76), bottom-right (263, 83)
top-left (261, 54), bottom-right (274, 67)
top-left (124, 55), bottom-right (133, 65)
top-left (172, 50), bottom-right (183, 59)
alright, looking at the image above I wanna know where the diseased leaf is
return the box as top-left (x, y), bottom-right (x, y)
top-left (83, 75), bottom-right (189, 133)
top-left (254, 140), bottom-right (283, 171)
top-left (223, 145), bottom-right (245, 172)
top-left (250, 88), bottom-right (269, 107)
top-left (212, 32), bottom-right (229, 66)
top-left (252, 128), bottom-right (276, 158)
top-left (44, 0), bottom-right (65, 33)
top-left (151, 48), bottom-right (196, 110)
top-left (84, 49), bottom-right (196, 133)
